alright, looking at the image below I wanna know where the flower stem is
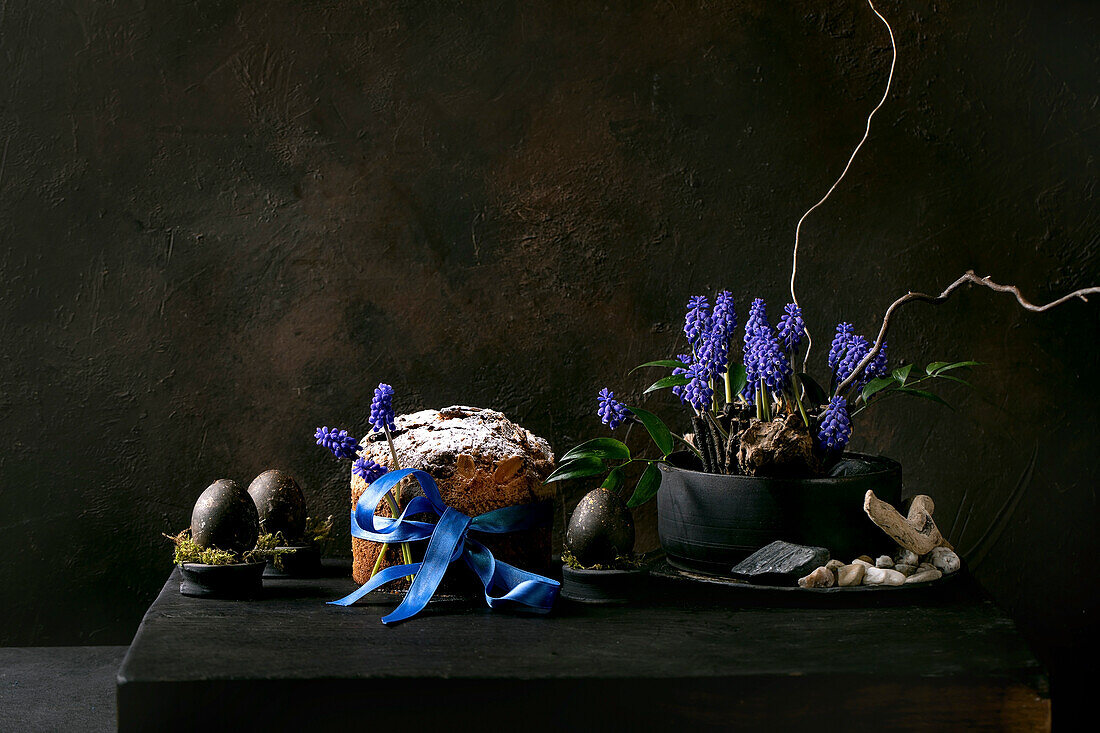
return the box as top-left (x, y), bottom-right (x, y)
top-left (369, 542), bottom-right (388, 579)
top-left (382, 426), bottom-right (415, 580)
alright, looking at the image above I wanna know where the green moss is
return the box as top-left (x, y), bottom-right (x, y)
top-left (166, 530), bottom-right (240, 566)
top-left (562, 549), bottom-right (640, 571)
top-left (166, 516), bottom-right (334, 568)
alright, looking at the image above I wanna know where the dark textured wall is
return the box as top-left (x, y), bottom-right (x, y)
top-left (1, 0), bottom-right (1096, 676)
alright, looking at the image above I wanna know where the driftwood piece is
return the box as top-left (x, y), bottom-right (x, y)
top-left (864, 491), bottom-right (953, 555)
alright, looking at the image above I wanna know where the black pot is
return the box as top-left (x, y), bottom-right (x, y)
top-left (560, 564), bottom-right (648, 605)
top-left (657, 453), bottom-right (902, 574)
top-left (178, 561), bottom-right (265, 599)
top-left (262, 545), bottom-right (321, 579)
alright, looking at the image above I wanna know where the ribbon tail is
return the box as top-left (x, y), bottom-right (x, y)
top-left (381, 507), bottom-right (471, 625)
top-left (328, 561), bottom-right (422, 607)
top-left (464, 540), bottom-right (560, 615)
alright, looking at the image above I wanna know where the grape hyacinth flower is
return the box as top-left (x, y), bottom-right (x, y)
top-left (836, 335), bottom-right (871, 388)
top-left (697, 326), bottom-right (729, 381)
top-left (597, 388), bottom-right (632, 430)
top-left (353, 457), bottom-right (389, 484)
top-left (369, 383), bottom-right (397, 433)
top-left (683, 362), bottom-right (714, 412)
top-left (867, 339), bottom-right (889, 380)
top-left (744, 298), bottom-right (767, 345)
top-left (777, 302), bottom-right (805, 352)
top-left (754, 325), bottom-right (792, 391)
top-left (683, 295), bottom-right (711, 347)
top-left (828, 322), bottom-right (856, 371)
top-left (817, 395), bottom-right (852, 452)
top-left (711, 290), bottom-right (738, 340)
top-left (315, 426), bottom-right (361, 460)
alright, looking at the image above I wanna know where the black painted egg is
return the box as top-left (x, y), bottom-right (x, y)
top-left (190, 479), bottom-right (259, 553)
top-left (247, 469), bottom-right (307, 541)
top-left (565, 487), bottom-right (635, 567)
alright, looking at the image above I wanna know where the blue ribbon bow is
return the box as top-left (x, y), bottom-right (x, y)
top-left (329, 467), bottom-right (560, 624)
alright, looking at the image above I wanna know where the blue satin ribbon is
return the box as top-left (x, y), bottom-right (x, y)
top-left (329, 467), bottom-right (560, 624)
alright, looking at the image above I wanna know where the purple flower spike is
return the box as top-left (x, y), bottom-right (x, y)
top-left (711, 291), bottom-right (738, 339)
top-left (867, 340), bottom-right (889, 381)
top-left (744, 298), bottom-right (768, 346)
top-left (353, 457), bottom-right (389, 484)
top-left (683, 295), bottom-right (711, 347)
top-left (369, 383), bottom-right (396, 433)
top-left (836, 335), bottom-right (870, 387)
top-left (817, 396), bottom-right (852, 452)
top-left (698, 328), bottom-right (729, 381)
top-left (597, 388), bottom-right (632, 430)
top-left (777, 303), bottom-right (805, 352)
top-left (683, 362), bottom-right (714, 411)
top-left (315, 426), bottom-right (361, 460)
top-left (828, 323), bottom-right (855, 371)
top-left (754, 324), bottom-right (792, 391)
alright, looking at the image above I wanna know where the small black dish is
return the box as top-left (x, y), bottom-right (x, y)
top-left (263, 545), bottom-right (322, 579)
top-left (560, 564), bottom-right (648, 605)
top-left (178, 561), bottom-right (265, 599)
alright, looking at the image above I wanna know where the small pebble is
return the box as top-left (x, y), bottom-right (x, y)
top-left (894, 563), bottom-right (916, 577)
top-left (857, 555), bottom-right (873, 564)
top-left (905, 568), bottom-right (943, 584)
top-left (875, 555), bottom-right (894, 568)
top-left (798, 566), bottom-right (836, 588)
top-left (896, 549), bottom-right (919, 567)
top-left (852, 558), bottom-right (873, 568)
top-left (837, 564), bottom-right (865, 587)
top-left (825, 559), bottom-right (844, 572)
top-left (929, 546), bottom-right (961, 575)
top-left (863, 567), bottom-right (906, 586)
top-left (918, 562), bottom-right (936, 572)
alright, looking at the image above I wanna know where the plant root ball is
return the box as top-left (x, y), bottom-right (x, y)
top-left (565, 488), bottom-right (635, 567)
top-left (247, 469), bottom-right (307, 541)
top-left (737, 416), bottom-right (821, 477)
top-left (191, 479), bottom-right (259, 554)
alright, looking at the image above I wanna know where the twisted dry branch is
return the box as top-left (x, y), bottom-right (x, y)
top-left (833, 271), bottom-right (1100, 397)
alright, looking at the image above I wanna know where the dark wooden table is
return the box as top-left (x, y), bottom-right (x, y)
top-left (117, 561), bottom-right (1049, 731)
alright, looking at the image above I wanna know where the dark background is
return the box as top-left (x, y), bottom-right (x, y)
top-left (1, 0), bottom-right (1096, 687)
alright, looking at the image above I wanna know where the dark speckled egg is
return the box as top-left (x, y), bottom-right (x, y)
top-left (191, 479), bottom-right (259, 553)
top-left (565, 487), bottom-right (635, 567)
top-left (247, 469), bottom-right (307, 541)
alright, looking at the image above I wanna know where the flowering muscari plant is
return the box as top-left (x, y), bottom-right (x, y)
top-left (314, 382), bottom-right (413, 576)
top-left (548, 292), bottom-right (978, 505)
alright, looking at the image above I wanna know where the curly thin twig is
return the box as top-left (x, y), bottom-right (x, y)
top-left (792, 0), bottom-right (897, 370)
top-left (834, 271), bottom-right (1100, 397)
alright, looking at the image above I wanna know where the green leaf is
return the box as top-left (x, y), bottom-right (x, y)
top-left (894, 387), bottom-right (953, 410)
top-left (933, 360), bottom-right (982, 374)
top-left (925, 361), bottom-right (951, 375)
top-left (626, 462), bottom-right (662, 508)
top-left (892, 364), bottom-right (914, 385)
top-left (628, 359), bottom-right (689, 375)
top-left (861, 376), bottom-right (896, 402)
top-left (727, 364), bottom-right (748, 398)
top-left (626, 405), bottom-right (675, 457)
top-left (932, 374), bottom-right (972, 388)
top-left (644, 374), bottom-right (691, 394)
top-left (544, 457), bottom-right (607, 483)
top-left (561, 438), bottom-right (631, 463)
top-left (601, 466), bottom-right (626, 492)
top-left (797, 372), bottom-right (828, 406)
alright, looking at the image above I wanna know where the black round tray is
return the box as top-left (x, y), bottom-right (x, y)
top-left (649, 558), bottom-right (965, 606)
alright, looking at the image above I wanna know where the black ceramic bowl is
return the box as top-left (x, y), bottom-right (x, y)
top-left (560, 565), bottom-right (648, 605)
top-left (657, 453), bottom-right (902, 574)
top-left (178, 561), bottom-right (265, 599)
